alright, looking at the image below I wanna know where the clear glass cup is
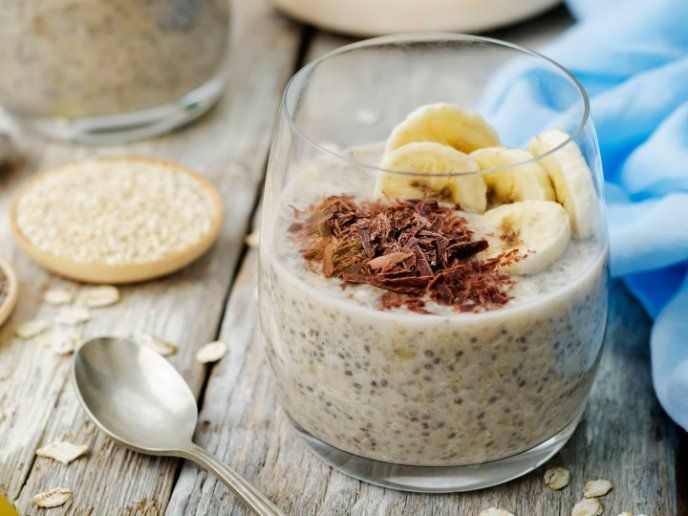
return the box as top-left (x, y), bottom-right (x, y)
top-left (259, 33), bottom-right (608, 492)
top-left (0, 0), bottom-right (230, 144)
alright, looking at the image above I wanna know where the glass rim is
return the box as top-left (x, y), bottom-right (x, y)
top-left (281, 32), bottom-right (591, 177)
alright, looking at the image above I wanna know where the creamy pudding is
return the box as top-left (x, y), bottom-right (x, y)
top-left (260, 104), bottom-right (608, 467)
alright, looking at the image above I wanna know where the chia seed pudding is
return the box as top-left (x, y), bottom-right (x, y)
top-left (259, 144), bottom-right (608, 467)
top-left (0, 0), bottom-right (229, 119)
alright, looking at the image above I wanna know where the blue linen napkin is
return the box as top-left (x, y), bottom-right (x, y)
top-left (482, 0), bottom-right (688, 429)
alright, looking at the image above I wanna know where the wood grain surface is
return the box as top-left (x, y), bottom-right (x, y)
top-left (0, 2), bottom-right (684, 515)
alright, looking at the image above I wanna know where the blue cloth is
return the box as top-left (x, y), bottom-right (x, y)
top-left (484, 0), bottom-right (688, 429)
top-left (557, 0), bottom-right (688, 431)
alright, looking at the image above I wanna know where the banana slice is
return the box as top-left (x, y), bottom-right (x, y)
top-left (376, 141), bottom-right (487, 212)
top-left (527, 129), bottom-right (597, 239)
top-left (483, 200), bottom-right (571, 275)
top-left (385, 103), bottom-right (500, 156)
top-left (471, 147), bottom-right (556, 204)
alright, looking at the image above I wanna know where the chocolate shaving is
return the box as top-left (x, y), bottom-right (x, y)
top-left (289, 195), bottom-right (515, 312)
top-left (368, 252), bottom-right (414, 271)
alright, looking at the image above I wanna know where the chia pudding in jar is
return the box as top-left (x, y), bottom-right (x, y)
top-left (0, 0), bottom-right (229, 141)
top-left (259, 110), bottom-right (608, 468)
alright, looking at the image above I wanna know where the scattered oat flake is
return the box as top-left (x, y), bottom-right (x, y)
top-left (584, 479), bottom-right (613, 498)
top-left (479, 508), bottom-right (514, 516)
top-left (544, 466), bottom-right (570, 490)
top-left (36, 441), bottom-right (88, 464)
top-left (135, 333), bottom-right (178, 356)
top-left (84, 285), bottom-right (120, 308)
top-left (44, 330), bottom-right (81, 355)
top-left (16, 319), bottom-right (49, 338)
top-left (196, 340), bottom-right (227, 363)
top-left (617, 512), bottom-right (633, 516)
top-left (245, 230), bottom-right (260, 249)
top-left (43, 287), bottom-right (74, 306)
top-left (33, 487), bottom-right (72, 508)
top-left (56, 307), bottom-right (91, 326)
top-left (572, 497), bottom-right (603, 516)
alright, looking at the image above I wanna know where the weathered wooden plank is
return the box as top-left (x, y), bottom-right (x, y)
top-left (1, 0), bottom-right (301, 513)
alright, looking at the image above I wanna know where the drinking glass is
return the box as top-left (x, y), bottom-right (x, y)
top-left (259, 33), bottom-right (608, 492)
top-left (0, 0), bottom-right (230, 143)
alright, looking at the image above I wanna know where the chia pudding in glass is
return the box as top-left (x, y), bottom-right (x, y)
top-left (0, 0), bottom-right (229, 143)
top-left (259, 34), bottom-right (608, 492)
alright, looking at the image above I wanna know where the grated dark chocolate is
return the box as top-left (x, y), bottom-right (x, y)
top-left (288, 195), bottom-right (516, 312)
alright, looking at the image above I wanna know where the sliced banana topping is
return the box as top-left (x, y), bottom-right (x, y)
top-left (527, 129), bottom-right (597, 239)
top-left (385, 103), bottom-right (500, 156)
top-left (483, 200), bottom-right (571, 275)
top-left (471, 146), bottom-right (555, 204)
top-left (376, 141), bottom-right (487, 213)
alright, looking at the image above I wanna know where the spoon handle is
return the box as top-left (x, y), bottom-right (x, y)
top-left (182, 443), bottom-right (285, 516)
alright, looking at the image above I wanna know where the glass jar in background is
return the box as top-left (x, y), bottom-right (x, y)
top-left (0, 0), bottom-right (230, 143)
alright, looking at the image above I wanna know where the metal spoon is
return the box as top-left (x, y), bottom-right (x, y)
top-left (72, 336), bottom-right (284, 516)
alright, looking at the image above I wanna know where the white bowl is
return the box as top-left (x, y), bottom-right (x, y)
top-left (273, 0), bottom-right (561, 36)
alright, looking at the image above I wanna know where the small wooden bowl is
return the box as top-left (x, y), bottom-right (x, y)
top-left (9, 156), bottom-right (223, 284)
top-left (0, 255), bottom-right (18, 328)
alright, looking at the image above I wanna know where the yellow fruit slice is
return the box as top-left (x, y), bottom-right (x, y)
top-left (376, 141), bottom-right (487, 213)
top-left (471, 146), bottom-right (555, 203)
top-left (385, 103), bottom-right (500, 156)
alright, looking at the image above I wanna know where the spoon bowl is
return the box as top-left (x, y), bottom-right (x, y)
top-left (72, 336), bottom-right (284, 516)
top-left (73, 336), bottom-right (197, 453)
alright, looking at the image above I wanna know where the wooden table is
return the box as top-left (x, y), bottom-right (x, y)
top-left (1, 2), bottom-right (685, 514)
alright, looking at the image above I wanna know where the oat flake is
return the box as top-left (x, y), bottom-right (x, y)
top-left (479, 508), bottom-right (514, 516)
top-left (43, 287), bottom-right (74, 306)
top-left (196, 340), bottom-right (227, 363)
top-left (617, 512), bottom-right (633, 516)
top-left (56, 307), bottom-right (91, 326)
top-left (572, 497), bottom-right (603, 516)
top-left (84, 285), bottom-right (120, 308)
top-left (42, 330), bottom-right (81, 355)
top-left (245, 230), bottom-right (260, 249)
top-left (16, 319), bottom-right (49, 338)
top-left (544, 466), bottom-right (570, 490)
top-left (584, 479), bottom-right (613, 498)
top-left (36, 441), bottom-right (88, 464)
top-left (33, 487), bottom-right (72, 508)
top-left (135, 333), bottom-right (178, 356)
